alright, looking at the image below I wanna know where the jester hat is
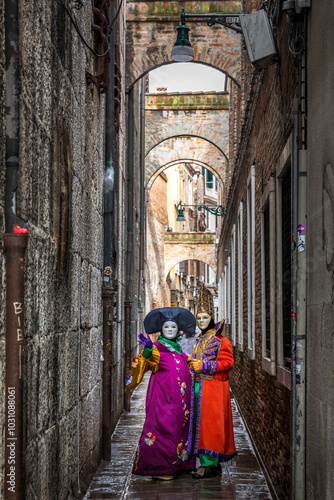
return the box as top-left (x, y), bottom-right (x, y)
top-left (144, 307), bottom-right (196, 335)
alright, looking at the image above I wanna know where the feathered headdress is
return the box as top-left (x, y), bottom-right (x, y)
top-left (196, 285), bottom-right (215, 319)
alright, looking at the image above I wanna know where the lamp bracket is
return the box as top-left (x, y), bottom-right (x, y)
top-left (180, 203), bottom-right (225, 217)
top-left (182, 11), bottom-right (243, 35)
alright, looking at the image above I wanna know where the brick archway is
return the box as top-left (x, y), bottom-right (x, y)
top-left (164, 233), bottom-right (216, 277)
top-left (126, 1), bottom-right (242, 89)
top-left (145, 136), bottom-right (227, 189)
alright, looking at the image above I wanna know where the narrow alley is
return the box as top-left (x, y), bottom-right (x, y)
top-left (2, 1), bottom-right (334, 500)
top-left (84, 376), bottom-right (273, 500)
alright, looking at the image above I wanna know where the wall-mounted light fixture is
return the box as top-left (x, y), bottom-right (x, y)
top-left (171, 8), bottom-right (278, 70)
top-left (171, 9), bottom-right (242, 62)
top-left (176, 203), bottom-right (225, 222)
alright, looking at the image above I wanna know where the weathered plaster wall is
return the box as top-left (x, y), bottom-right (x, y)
top-left (146, 173), bottom-right (171, 310)
top-left (306, 1), bottom-right (334, 497)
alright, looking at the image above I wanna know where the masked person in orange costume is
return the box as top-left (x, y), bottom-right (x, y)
top-left (188, 285), bottom-right (237, 479)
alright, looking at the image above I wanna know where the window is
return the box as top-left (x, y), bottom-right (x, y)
top-left (227, 257), bottom-right (231, 325)
top-left (281, 169), bottom-right (292, 366)
top-left (263, 204), bottom-right (271, 356)
top-left (261, 176), bottom-right (276, 375)
top-left (206, 171), bottom-right (214, 189)
top-left (237, 203), bottom-right (243, 350)
top-left (231, 225), bottom-right (236, 346)
top-left (247, 166), bottom-right (255, 358)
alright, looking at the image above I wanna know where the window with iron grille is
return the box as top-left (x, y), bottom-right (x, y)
top-left (264, 203), bottom-right (271, 356)
top-left (282, 168), bottom-right (292, 366)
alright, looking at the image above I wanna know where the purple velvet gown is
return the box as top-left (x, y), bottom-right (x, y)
top-left (127, 340), bottom-right (196, 476)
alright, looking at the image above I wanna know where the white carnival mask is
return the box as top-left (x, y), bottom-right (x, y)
top-left (162, 320), bottom-right (179, 340)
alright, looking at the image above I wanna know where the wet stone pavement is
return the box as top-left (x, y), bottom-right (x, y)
top-left (84, 375), bottom-right (272, 500)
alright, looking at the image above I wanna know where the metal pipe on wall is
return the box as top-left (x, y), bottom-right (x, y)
top-left (4, 233), bottom-right (28, 500)
top-left (124, 87), bottom-right (135, 412)
top-left (138, 78), bottom-right (146, 314)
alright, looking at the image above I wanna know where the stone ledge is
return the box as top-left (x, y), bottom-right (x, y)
top-left (146, 92), bottom-right (229, 110)
top-left (164, 232), bottom-right (215, 242)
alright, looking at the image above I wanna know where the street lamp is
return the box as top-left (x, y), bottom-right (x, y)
top-left (176, 203), bottom-right (225, 222)
top-left (171, 9), bottom-right (242, 62)
top-left (171, 8), bottom-right (278, 71)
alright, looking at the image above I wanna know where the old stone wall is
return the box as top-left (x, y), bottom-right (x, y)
top-left (0, 1), bottom-right (130, 498)
top-left (218, 1), bottom-right (296, 498)
top-left (306, 0), bottom-right (334, 497)
top-left (0, 0), bottom-right (6, 496)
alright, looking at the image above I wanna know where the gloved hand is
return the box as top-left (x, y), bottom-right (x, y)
top-left (138, 333), bottom-right (153, 350)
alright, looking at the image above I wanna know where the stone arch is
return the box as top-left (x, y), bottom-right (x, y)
top-left (146, 159), bottom-right (224, 199)
top-left (145, 136), bottom-right (227, 189)
top-left (166, 258), bottom-right (217, 281)
top-left (145, 89), bottom-right (230, 156)
top-left (164, 235), bottom-right (217, 277)
top-left (126, 2), bottom-right (242, 89)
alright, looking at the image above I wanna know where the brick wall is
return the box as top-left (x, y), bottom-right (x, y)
top-left (126, 1), bottom-right (242, 87)
top-left (218, 2), bottom-right (296, 498)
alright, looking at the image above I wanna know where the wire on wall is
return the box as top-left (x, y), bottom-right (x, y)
top-left (57, 0), bottom-right (124, 58)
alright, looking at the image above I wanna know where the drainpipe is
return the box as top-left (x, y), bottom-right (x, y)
top-left (138, 78), bottom-right (145, 319)
top-left (124, 87), bottom-right (134, 412)
top-left (101, 36), bottom-right (115, 461)
top-left (4, 234), bottom-right (28, 500)
top-left (291, 9), bottom-right (308, 498)
top-left (291, 98), bottom-right (298, 500)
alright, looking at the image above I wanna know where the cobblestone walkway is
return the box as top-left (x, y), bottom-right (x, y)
top-left (84, 375), bottom-right (273, 500)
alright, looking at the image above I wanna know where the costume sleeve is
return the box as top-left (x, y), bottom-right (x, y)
top-left (215, 337), bottom-right (234, 372)
top-left (124, 345), bottom-right (160, 392)
top-left (202, 336), bottom-right (234, 375)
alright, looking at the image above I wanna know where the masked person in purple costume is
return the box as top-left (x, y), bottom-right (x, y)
top-left (125, 307), bottom-right (197, 480)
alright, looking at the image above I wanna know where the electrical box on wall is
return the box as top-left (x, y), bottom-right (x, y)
top-left (240, 10), bottom-right (278, 71)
